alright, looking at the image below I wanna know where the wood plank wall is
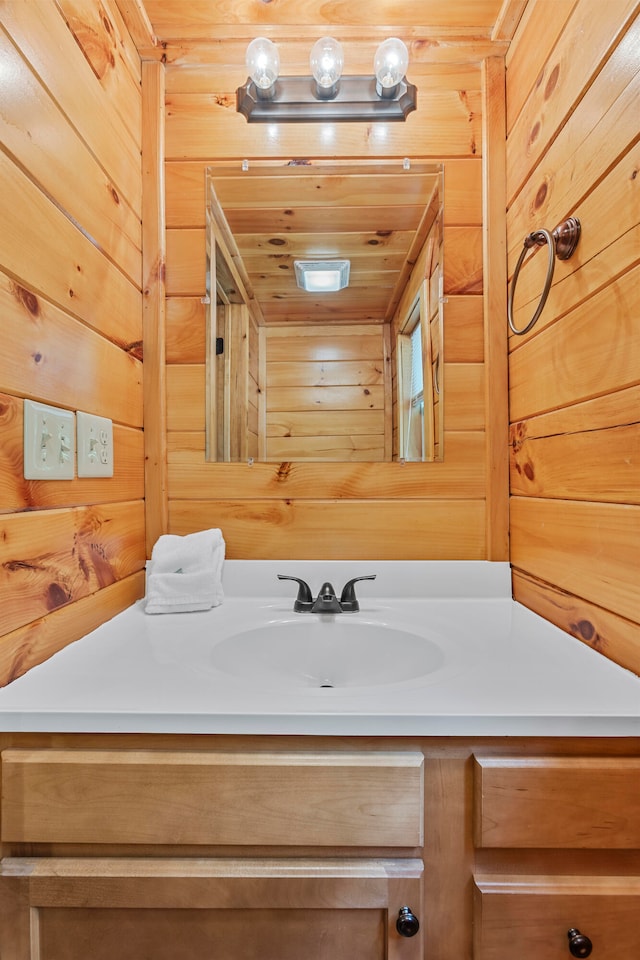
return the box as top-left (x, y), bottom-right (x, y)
top-left (265, 324), bottom-right (388, 462)
top-left (0, 0), bottom-right (146, 684)
top-left (505, 0), bottom-right (640, 673)
top-left (164, 46), bottom-right (491, 559)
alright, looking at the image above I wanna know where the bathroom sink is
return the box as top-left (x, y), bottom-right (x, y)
top-left (209, 616), bottom-right (447, 689)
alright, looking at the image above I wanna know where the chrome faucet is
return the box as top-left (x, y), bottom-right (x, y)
top-left (278, 575), bottom-right (376, 613)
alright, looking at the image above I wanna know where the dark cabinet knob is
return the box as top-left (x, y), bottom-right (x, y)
top-left (396, 905), bottom-right (420, 938)
top-left (567, 928), bottom-right (592, 957)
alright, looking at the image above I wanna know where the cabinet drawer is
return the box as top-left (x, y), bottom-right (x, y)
top-left (474, 875), bottom-right (640, 959)
top-left (473, 756), bottom-right (640, 848)
top-left (1, 749), bottom-right (423, 847)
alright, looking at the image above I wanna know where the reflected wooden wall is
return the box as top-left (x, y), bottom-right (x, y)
top-left (506, 0), bottom-right (640, 673)
top-left (0, 0), bottom-right (146, 684)
top-left (164, 49), bottom-right (493, 558)
top-left (264, 324), bottom-right (389, 462)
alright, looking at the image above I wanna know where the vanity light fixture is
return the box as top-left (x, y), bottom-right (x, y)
top-left (294, 260), bottom-right (350, 293)
top-left (236, 37), bottom-right (416, 122)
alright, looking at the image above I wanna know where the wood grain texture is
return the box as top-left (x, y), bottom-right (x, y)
top-left (510, 421), bottom-right (640, 504)
top-left (474, 755), bottom-right (640, 848)
top-left (167, 432), bottom-right (486, 499)
top-left (0, 0), bottom-right (146, 682)
top-left (0, 573), bottom-right (145, 687)
top-left (165, 91), bottom-right (482, 161)
top-left (0, 502), bottom-right (146, 637)
top-left (1, 0), bottom-right (142, 216)
top-left (1, 749), bottom-right (424, 846)
top-left (506, 0), bottom-right (640, 669)
top-left (0, 151), bottom-right (142, 349)
top-left (142, 60), bottom-right (169, 555)
top-left (168, 499), bottom-right (486, 559)
top-left (512, 569), bottom-right (640, 677)
top-left (0, 272), bottom-right (143, 427)
top-left (504, 0), bottom-right (577, 135)
top-left (474, 875), bottom-right (640, 960)
top-left (143, 1), bottom-right (504, 32)
top-left (0, 855), bottom-right (423, 960)
top-left (57, 0), bottom-right (142, 129)
top-left (166, 297), bottom-right (206, 363)
top-left (0, 27), bottom-right (141, 286)
top-left (506, 32), bottom-right (640, 275)
top-left (482, 57), bottom-right (509, 559)
top-left (505, 0), bottom-right (639, 205)
top-left (510, 497), bottom-right (640, 626)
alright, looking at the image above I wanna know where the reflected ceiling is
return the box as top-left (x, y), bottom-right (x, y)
top-left (206, 161), bottom-right (441, 325)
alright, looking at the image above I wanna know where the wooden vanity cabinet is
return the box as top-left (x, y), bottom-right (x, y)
top-left (0, 746), bottom-right (425, 960)
top-left (472, 755), bottom-right (640, 959)
top-left (2, 737), bottom-right (640, 960)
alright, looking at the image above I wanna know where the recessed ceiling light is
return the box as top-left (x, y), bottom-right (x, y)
top-left (294, 260), bottom-right (350, 292)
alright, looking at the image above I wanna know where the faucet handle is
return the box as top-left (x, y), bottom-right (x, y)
top-left (339, 575), bottom-right (376, 612)
top-left (277, 575), bottom-right (314, 612)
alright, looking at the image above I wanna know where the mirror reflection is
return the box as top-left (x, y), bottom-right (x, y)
top-left (205, 160), bottom-right (443, 462)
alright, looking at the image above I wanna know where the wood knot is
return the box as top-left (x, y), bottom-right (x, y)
top-left (571, 619), bottom-right (603, 648)
top-left (544, 64), bottom-right (560, 100)
top-left (534, 181), bottom-right (548, 209)
top-left (276, 462), bottom-right (292, 481)
top-left (47, 582), bottom-right (72, 610)
top-left (11, 281), bottom-right (40, 317)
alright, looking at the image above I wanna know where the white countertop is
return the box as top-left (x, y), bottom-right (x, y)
top-left (0, 561), bottom-right (638, 737)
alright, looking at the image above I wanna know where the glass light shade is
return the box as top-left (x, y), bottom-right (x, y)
top-left (310, 37), bottom-right (344, 96)
top-left (246, 37), bottom-right (280, 92)
top-left (294, 260), bottom-right (350, 292)
top-left (374, 38), bottom-right (409, 95)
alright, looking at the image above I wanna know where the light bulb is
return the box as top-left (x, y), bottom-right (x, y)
top-left (374, 38), bottom-right (409, 97)
top-left (310, 37), bottom-right (344, 99)
top-left (246, 37), bottom-right (279, 98)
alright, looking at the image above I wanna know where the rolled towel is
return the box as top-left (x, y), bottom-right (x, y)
top-left (145, 528), bottom-right (225, 614)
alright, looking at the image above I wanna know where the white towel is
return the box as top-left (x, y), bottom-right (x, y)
top-left (145, 528), bottom-right (225, 614)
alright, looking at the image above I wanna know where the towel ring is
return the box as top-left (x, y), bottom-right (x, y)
top-left (508, 217), bottom-right (581, 336)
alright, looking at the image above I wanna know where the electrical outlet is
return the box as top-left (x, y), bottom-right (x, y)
top-left (23, 400), bottom-right (75, 480)
top-left (76, 412), bottom-right (114, 477)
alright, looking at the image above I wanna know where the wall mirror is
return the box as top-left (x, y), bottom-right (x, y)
top-left (205, 160), bottom-right (444, 463)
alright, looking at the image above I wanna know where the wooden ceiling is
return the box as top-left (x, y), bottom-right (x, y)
top-left (207, 161), bottom-right (441, 324)
top-left (118, 0), bottom-right (526, 49)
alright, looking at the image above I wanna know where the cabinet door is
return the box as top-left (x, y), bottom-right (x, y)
top-left (474, 875), bottom-right (640, 959)
top-left (0, 857), bottom-right (424, 960)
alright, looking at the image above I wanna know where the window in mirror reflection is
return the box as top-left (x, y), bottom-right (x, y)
top-left (398, 310), bottom-right (425, 460)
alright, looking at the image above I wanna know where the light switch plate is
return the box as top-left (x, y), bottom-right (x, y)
top-left (76, 411), bottom-right (114, 477)
top-left (23, 400), bottom-right (75, 480)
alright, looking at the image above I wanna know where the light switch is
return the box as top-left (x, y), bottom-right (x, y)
top-left (23, 400), bottom-right (75, 480)
top-left (76, 411), bottom-right (114, 477)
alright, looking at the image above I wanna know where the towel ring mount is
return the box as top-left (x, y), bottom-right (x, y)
top-left (508, 216), bottom-right (581, 336)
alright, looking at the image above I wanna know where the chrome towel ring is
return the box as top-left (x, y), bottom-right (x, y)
top-left (508, 216), bottom-right (581, 335)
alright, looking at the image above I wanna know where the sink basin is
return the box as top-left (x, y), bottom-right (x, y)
top-left (209, 616), bottom-right (447, 689)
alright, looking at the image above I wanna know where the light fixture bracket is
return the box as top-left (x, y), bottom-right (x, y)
top-left (236, 75), bottom-right (417, 123)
